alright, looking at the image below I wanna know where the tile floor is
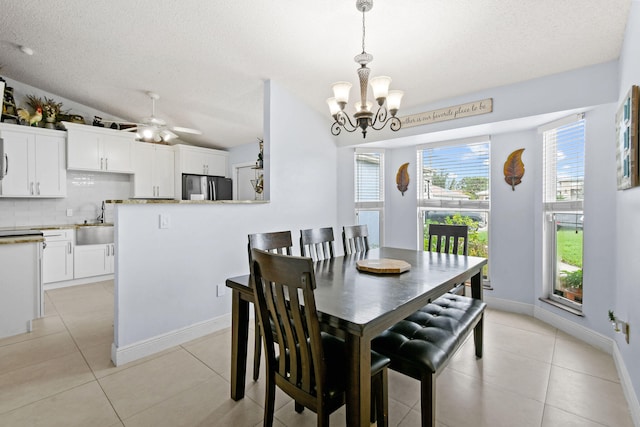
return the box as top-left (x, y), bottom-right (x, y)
top-left (0, 280), bottom-right (635, 427)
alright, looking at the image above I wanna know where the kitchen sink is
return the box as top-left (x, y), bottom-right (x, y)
top-left (76, 225), bottom-right (114, 245)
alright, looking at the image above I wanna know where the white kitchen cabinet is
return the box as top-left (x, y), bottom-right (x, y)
top-left (65, 122), bottom-right (134, 173)
top-left (174, 144), bottom-right (228, 176)
top-left (74, 243), bottom-right (114, 279)
top-left (0, 124), bottom-right (66, 198)
top-left (42, 229), bottom-right (74, 283)
top-left (132, 142), bottom-right (175, 198)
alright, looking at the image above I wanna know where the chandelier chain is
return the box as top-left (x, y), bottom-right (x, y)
top-left (361, 7), bottom-right (366, 53)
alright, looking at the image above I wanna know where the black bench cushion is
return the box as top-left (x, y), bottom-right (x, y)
top-left (372, 294), bottom-right (486, 379)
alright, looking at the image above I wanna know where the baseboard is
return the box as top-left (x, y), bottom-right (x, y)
top-left (533, 304), bottom-right (612, 354)
top-left (111, 314), bottom-right (231, 366)
top-left (613, 342), bottom-right (640, 426)
top-left (484, 296), bottom-right (535, 316)
top-left (43, 274), bottom-right (114, 291)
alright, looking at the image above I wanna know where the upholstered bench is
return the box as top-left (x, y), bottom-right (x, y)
top-left (372, 293), bottom-right (486, 427)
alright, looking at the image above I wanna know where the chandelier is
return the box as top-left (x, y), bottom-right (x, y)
top-left (327, 0), bottom-right (404, 138)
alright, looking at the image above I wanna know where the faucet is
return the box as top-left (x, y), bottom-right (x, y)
top-left (96, 201), bottom-right (106, 224)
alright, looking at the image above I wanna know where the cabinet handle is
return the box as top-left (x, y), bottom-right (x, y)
top-left (4, 153), bottom-right (7, 175)
top-left (101, 157), bottom-right (104, 170)
top-left (36, 182), bottom-right (41, 195)
top-left (105, 158), bottom-right (109, 170)
top-left (68, 242), bottom-right (72, 254)
top-left (30, 182), bottom-right (34, 195)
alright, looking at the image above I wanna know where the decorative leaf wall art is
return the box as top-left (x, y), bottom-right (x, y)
top-left (396, 162), bottom-right (410, 196)
top-left (504, 148), bottom-right (525, 191)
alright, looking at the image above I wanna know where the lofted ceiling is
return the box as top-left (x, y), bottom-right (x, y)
top-left (0, 0), bottom-right (632, 149)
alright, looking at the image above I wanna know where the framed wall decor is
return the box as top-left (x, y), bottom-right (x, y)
top-left (616, 85), bottom-right (639, 190)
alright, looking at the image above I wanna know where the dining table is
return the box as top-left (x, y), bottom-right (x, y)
top-left (225, 246), bottom-right (487, 427)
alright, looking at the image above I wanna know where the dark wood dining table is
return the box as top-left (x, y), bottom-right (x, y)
top-left (226, 247), bottom-right (487, 427)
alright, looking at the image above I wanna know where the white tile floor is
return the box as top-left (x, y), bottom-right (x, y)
top-left (0, 280), bottom-right (635, 426)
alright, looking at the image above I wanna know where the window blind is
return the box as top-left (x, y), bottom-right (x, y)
top-left (417, 139), bottom-right (490, 210)
top-left (543, 118), bottom-right (585, 211)
top-left (355, 152), bottom-right (383, 202)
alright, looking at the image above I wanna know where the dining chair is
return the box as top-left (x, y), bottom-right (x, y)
top-left (300, 227), bottom-right (335, 261)
top-left (342, 224), bottom-right (369, 254)
top-left (427, 224), bottom-right (468, 294)
top-left (248, 230), bottom-right (293, 381)
top-left (250, 248), bottom-right (390, 427)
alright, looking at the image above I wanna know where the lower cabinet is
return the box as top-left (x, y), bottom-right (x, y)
top-left (74, 243), bottom-right (115, 279)
top-left (42, 229), bottom-right (74, 283)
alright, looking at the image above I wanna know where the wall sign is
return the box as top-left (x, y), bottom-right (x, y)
top-left (616, 85), bottom-right (639, 190)
top-left (399, 98), bottom-right (493, 129)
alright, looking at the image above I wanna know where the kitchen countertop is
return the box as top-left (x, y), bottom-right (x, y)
top-left (0, 223), bottom-right (114, 233)
top-left (105, 199), bottom-right (268, 204)
top-left (0, 235), bottom-right (45, 245)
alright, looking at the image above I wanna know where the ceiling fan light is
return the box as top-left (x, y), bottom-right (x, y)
top-left (331, 81), bottom-right (352, 105)
top-left (370, 76), bottom-right (391, 101)
top-left (142, 128), bottom-right (154, 139)
top-left (160, 130), bottom-right (174, 142)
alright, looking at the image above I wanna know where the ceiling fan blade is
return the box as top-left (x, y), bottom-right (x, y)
top-left (172, 126), bottom-right (202, 135)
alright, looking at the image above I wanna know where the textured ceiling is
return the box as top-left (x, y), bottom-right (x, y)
top-left (0, 0), bottom-right (632, 149)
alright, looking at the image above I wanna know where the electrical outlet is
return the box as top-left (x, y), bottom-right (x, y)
top-left (66, 208), bottom-right (73, 217)
top-left (159, 214), bottom-right (170, 229)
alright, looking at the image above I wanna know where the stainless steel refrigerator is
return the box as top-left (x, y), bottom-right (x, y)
top-left (182, 174), bottom-right (232, 200)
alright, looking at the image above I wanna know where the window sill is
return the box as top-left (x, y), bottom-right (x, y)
top-left (539, 297), bottom-right (584, 317)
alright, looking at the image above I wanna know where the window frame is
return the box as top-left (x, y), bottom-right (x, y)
top-left (354, 148), bottom-right (385, 248)
top-left (540, 114), bottom-right (585, 310)
top-left (416, 137), bottom-right (491, 282)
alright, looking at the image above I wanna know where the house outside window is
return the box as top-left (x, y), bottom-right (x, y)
top-left (542, 114), bottom-right (585, 310)
top-left (417, 138), bottom-right (490, 279)
top-left (354, 149), bottom-right (384, 248)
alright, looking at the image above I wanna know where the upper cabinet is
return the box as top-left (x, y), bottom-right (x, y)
top-left (174, 144), bottom-right (228, 177)
top-left (131, 142), bottom-right (175, 199)
top-left (0, 124), bottom-right (66, 198)
top-left (64, 122), bottom-right (134, 173)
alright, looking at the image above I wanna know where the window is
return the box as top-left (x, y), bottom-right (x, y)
top-left (417, 138), bottom-right (490, 278)
top-left (354, 149), bottom-right (384, 248)
top-left (542, 115), bottom-right (585, 310)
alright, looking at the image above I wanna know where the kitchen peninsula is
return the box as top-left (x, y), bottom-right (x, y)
top-left (0, 231), bottom-right (44, 339)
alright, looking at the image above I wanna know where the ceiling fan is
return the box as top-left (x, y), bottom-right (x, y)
top-left (122, 92), bottom-right (202, 143)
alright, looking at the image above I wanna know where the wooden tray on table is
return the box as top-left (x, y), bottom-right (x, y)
top-left (356, 258), bottom-right (411, 274)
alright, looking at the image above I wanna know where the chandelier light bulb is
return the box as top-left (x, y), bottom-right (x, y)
top-left (327, 98), bottom-right (341, 116)
top-left (386, 90), bottom-right (404, 114)
top-left (355, 101), bottom-right (373, 113)
top-left (370, 76), bottom-right (391, 102)
top-left (331, 82), bottom-right (353, 105)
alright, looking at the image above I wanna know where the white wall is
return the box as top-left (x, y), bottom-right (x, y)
top-left (113, 80), bottom-right (338, 359)
top-left (616, 0), bottom-right (640, 406)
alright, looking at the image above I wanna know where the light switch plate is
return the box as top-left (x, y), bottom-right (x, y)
top-left (66, 208), bottom-right (73, 217)
top-left (217, 284), bottom-right (226, 297)
top-left (159, 214), bottom-right (170, 229)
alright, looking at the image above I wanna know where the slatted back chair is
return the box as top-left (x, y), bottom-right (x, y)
top-left (300, 227), bottom-right (335, 261)
top-left (342, 224), bottom-right (370, 255)
top-left (251, 248), bottom-right (389, 427)
top-left (426, 224), bottom-right (468, 255)
top-left (427, 224), bottom-right (469, 294)
top-left (248, 231), bottom-right (293, 381)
